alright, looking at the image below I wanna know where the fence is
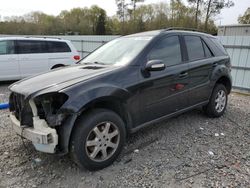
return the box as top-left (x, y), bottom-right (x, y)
top-left (218, 36), bottom-right (250, 92)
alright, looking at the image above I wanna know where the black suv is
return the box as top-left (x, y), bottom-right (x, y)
top-left (9, 29), bottom-right (232, 170)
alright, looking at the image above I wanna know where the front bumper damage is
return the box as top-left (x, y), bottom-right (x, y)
top-left (10, 114), bottom-right (58, 153)
top-left (10, 97), bottom-right (59, 153)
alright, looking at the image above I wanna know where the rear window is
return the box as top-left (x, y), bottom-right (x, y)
top-left (17, 40), bottom-right (47, 54)
top-left (47, 41), bottom-right (71, 53)
top-left (0, 40), bottom-right (15, 55)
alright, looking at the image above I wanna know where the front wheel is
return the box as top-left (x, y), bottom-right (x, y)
top-left (70, 109), bottom-right (126, 171)
top-left (203, 84), bottom-right (228, 118)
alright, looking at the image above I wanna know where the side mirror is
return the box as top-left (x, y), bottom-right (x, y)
top-left (145, 60), bottom-right (165, 71)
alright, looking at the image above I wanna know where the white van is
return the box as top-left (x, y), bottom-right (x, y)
top-left (0, 37), bottom-right (80, 81)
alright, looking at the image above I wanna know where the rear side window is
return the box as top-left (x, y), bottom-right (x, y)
top-left (0, 40), bottom-right (15, 55)
top-left (148, 36), bottom-right (182, 66)
top-left (47, 41), bottom-right (71, 53)
top-left (17, 40), bottom-right (47, 54)
top-left (184, 36), bottom-right (205, 61)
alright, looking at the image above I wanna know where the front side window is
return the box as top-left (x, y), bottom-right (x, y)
top-left (184, 36), bottom-right (205, 61)
top-left (17, 40), bottom-right (47, 54)
top-left (147, 36), bottom-right (182, 67)
top-left (0, 40), bottom-right (15, 55)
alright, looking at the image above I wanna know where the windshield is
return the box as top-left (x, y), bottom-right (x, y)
top-left (80, 36), bottom-right (152, 66)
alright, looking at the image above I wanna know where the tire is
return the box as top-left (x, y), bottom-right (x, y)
top-left (70, 108), bottom-right (126, 171)
top-left (203, 84), bottom-right (228, 118)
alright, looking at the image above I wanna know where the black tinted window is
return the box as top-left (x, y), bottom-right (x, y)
top-left (47, 41), bottom-right (71, 53)
top-left (148, 36), bottom-right (182, 66)
top-left (17, 40), bottom-right (47, 54)
top-left (202, 40), bottom-right (213, 57)
top-left (0, 40), bottom-right (15, 55)
top-left (185, 36), bottom-right (205, 61)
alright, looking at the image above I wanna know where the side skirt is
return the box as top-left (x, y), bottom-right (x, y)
top-left (130, 101), bottom-right (209, 133)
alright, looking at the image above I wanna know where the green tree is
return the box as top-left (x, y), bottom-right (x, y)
top-left (131, 0), bottom-right (144, 21)
top-left (238, 8), bottom-right (250, 24)
top-left (115, 0), bottom-right (131, 34)
top-left (0, 1), bottom-right (219, 35)
top-left (95, 10), bottom-right (106, 34)
top-left (188, 0), bottom-right (203, 28)
top-left (204, 0), bottom-right (234, 31)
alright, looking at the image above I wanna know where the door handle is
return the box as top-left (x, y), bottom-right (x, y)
top-left (179, 72), bottom-right (188, 78)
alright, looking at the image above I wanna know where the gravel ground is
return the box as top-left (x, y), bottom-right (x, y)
top-left (0, 82), bottom-right (250, 188)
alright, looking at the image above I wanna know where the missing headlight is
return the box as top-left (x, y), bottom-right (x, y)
top-left (34, 93), bottom-right (68, 126)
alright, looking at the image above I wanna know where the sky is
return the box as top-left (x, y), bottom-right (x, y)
top-left (0, 0), bottom-right (249, 25)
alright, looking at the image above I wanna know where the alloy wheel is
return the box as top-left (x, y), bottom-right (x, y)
top-left (85, 122), bottom-right (120, 162)
top-left (215, 90), bottom-right (226, 113)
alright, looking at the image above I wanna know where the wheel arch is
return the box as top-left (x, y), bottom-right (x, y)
top-left (78, 96), bottom-right (133, 132)
top-left (215, 76), bottom-right (232, 94)
top-left (59, 96), bottom-right (133, 154)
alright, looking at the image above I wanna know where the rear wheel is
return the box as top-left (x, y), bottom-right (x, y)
top-left (203, 84), bottom-right (228, 117)
top-left (70, 109), bottom-right (126, 171)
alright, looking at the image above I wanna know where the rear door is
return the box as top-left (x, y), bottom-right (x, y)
top-left (17, 40), bottom-right (49, 78)
top-left (137, 35), bottom-right (189, 124)
top-left (0, 40), bottom-right (20, 80)
top-left (183, 35), bottom-right (214, 106)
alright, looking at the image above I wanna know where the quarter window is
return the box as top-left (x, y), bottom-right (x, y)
top-left (148, 36), bottom-right (182, 66)
top-left (0, 40), bottom-right (15, 55)
top-left (202, 40), bottom-right (213, 58)
top-left (184, 36), bottom-right (205, 61)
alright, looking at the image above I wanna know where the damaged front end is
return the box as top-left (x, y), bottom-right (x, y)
top-left (33, 92), bottom-right (69, 127)
top-left (9, 92), bottom-right (70, 153)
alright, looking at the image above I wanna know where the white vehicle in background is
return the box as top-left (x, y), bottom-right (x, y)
top-left (0, 37), bottom-right (80, 81)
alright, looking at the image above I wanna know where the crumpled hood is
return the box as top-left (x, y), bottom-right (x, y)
top-left (9, 64), bottom-right (118, 97)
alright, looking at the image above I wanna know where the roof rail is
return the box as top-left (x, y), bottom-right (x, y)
top-left (24, 36), bottom-right (62, 40)
top-left (164, 27), bottom-right (206, 33)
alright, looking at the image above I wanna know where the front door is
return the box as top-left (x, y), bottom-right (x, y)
top-left (138, 35), bottom-right (189, 125)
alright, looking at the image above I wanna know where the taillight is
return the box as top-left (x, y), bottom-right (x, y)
top-left (74, 55), bottom-right (80, 61)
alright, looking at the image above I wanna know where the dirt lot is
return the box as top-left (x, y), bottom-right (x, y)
top-left (0, 82), bottom-right (250, 188)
